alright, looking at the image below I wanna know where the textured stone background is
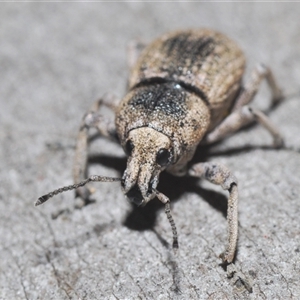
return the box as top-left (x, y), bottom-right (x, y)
top-left (1, 3), bottom-right (300, 299)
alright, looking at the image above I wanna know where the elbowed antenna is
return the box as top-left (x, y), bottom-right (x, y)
top-left (35, 175), bottom-right (121, 206)
top-left (154, 189), bottom-right (179, 250)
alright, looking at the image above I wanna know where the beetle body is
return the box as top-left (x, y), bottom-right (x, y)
top-left (37, 29), bottom-right (283, 269)
top-left (117, 29), bottom-right (245, 206)
top-left (129, 29), bottom-right (245, 131)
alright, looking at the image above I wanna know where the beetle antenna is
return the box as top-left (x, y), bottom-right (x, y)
top-left (35, 175), bottom-right (121, 206)
top-left (155, 190), bottom-right (179, 250)
top-left (165, 201), bottom-right (179, 249)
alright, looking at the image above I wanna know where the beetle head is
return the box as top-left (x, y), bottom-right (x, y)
top-left (121, 127), bottom-right (173, 206)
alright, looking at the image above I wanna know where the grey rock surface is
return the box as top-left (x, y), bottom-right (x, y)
top-left (1, 3), bottom-right (300, 299)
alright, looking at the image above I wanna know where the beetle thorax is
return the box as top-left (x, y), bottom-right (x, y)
top-left (121, 127), bottom-right (173, 206)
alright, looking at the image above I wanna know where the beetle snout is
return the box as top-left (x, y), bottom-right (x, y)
top-left (125, 184), bottom-right (144, 206)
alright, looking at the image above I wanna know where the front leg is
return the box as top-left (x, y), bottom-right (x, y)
top-left (73, 93), bottom-right (120, 202)
top-left (188, 162), bottom-right (238, 264)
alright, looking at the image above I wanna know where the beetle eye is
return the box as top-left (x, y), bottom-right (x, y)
top-left (156, 148), bottom-right (170, 166)
top-left (125, 140), bottom-right (134, 156)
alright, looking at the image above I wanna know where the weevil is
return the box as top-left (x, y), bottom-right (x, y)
top-left (36, 29), bottom-right (283, 266)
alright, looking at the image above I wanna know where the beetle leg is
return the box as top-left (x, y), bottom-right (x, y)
top-left (204, 63), bottom-right (284, 146)
top-left (204, 105), bottom-right (284, 147)
top-left (187, 162), bottom-right (238, 264)
top-left (233, 63), bottom-right (283, 110)
top-left (73, 93), bottom-right (120, 202)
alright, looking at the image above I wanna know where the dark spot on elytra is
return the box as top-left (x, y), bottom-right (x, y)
top-left (163, 32), bottom-right (215, 60)
top-left (160, 32), bottom-right (216, 75)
